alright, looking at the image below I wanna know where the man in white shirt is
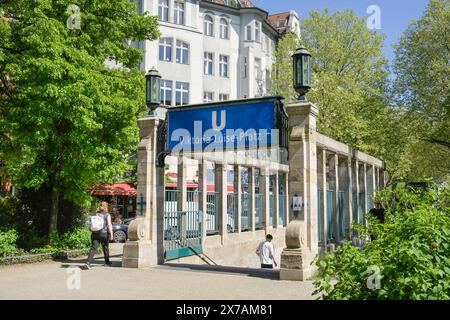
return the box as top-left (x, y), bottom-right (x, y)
top-left (256, 234), bottom-right (278, 269)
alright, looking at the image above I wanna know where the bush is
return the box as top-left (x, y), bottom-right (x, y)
top-left (0, 229), bottom-right (19, 257)
top-left (314, 183), bottom-right (450, 300)
top-left (59, 228), bottom-right (91, 250)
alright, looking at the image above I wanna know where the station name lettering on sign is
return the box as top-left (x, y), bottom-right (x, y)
top-left (168, 100), bottom-right (279, 152)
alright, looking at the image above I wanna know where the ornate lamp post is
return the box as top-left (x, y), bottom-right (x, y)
top-left (145, 67), bottom-right (161, 114)
top-left (292, 45), bottom-right (312, 101)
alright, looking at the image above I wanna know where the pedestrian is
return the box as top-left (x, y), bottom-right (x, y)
top-left (83, 201), bottom-right (113, 269)
top-left (369, 201), bottom-right (385, 223)
top-left (256, 234), bottom-right (278, 269)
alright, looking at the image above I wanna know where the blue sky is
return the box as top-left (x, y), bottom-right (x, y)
top-left (253, 0), bottom-right (430, 64)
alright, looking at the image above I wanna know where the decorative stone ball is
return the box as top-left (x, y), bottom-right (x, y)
top-left (127, 217), bottom-right (146, 241)
top-left (285, 220), bottom-right (306, 249)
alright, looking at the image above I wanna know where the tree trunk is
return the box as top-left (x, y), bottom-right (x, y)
top-left (49, 184), bottom-right (60, 238)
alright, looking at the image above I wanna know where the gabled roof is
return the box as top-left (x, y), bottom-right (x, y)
top-left (268, 12), bottom-right (291, 34)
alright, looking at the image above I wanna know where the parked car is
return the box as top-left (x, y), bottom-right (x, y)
top-left (112, 219), bottom-right (134, 243)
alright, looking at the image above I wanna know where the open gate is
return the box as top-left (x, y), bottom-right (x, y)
top-left (163, 190), bottom-right (203, 260)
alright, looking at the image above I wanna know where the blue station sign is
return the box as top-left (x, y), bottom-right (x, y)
top-left (167, 96), bottom-right (286, 152)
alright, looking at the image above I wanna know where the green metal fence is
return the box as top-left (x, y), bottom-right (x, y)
top-left (338, 191), bottom-right (345, 239)
top-left (358, 192), bottom-right (365, 223)
top-left (317, 189), bottom-right (322, 244)
top-left (279, 194), bottom-right (287, 227)
top-left (227, 193), bottom-right (238, 233)
top-left (255, 193), bottom-right (263, 229)
top-left (352, 192), bottom-right (358, 223)
top-left (206, 192), bottom-right (219, 235)
top-left (327, 190), bottom-right (334, 241)
top-left (241, 193), bottom-right (250, 231)
top-left (269, 194), bottom-right (276, 227)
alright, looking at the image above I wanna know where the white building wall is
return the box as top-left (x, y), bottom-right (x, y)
top-left (141, 0), bottom-right (283, 106)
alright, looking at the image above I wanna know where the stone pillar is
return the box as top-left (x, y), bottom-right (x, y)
top-left (234, 165), bottom-right (242, 233)
top-left (363, 163), bottom-right (368, 219)
top-left (321, 149), bottom-right (328, 246)
top-left (281, 102), bottom-right (319, 281)
top-left (274, 173), bottom-right (280, 228)
top-left (333, 154), bottom-right (340, 243)
top-left (123, 116), bottom-right (162, 268)
top-left (354, 161), bottom-right (360, 225)
top-left (372, 165), bottom-right (377, 200)
top-left (215, 160), bottom-right (228, 244)
top-left (261, 169), bottom-right (271, 233)
top-left (178, 157), bottom-right (188, 239)
top-left (346, 156), bottom-right (353, 239)
top-left (198, 160), bottom-right (208, 240)
top-left (248, 167), bottom-right (256, 232)
top-left (283, 172), bottom-right (290, 226)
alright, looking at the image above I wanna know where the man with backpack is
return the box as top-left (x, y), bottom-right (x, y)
top-left (83, 201), bottom-right (113, 269)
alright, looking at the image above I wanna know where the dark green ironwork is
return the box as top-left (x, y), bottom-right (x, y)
top-left (279, 194), bottom-right (287, 227)
top-left (338, 191), bottom-right (345, 238)
top-left (317, 189), bottom-right (322, 244)
top-left (145, 67), bottom-right (161, 108)
top-left (137, 193), bottom-right (146, 216)
top-left (327, 190), bottom-right (334, 241)
top-left (292, 45), bottom-right (312, 101)
top-left (255, 193), bottom-right (263, 229)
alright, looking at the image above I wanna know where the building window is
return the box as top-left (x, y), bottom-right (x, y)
top-left (160, 80), bottom-right (173, 106)
top-left (204, 15), bottom-right (214, 36)
top-left (158, 0), bottom-right (169, 22)
top-left (246, 25), bottom-right (252, 41)
top-left (266, 36), bottom-right (270, 54)
top-left (279, 19), bottom-right (286, 28)
top-left (176, 40), bottom-right (189, 64)
top-left (174, 1), bottom-right (185, 25)
top-left (159, 38), bottom-right (172, 62)
top-left (219, 55), bottom-right (229, 77)
top-left (219, 18), bottom-right (229, 39)
top-left (203, 92), bottom-right (214, 103)
top-left (176, 82), bottom-right (189, 106)
top-left (204, 52), bottom-right (214, 75)
top-left (219, 93), bottom-right (229, 101)
top-left (243, 57), bottom-right (247, 78)
top-left (255, 21), bottom-right (261, 43)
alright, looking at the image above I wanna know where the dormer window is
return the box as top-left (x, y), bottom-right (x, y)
top-left (279, 19), bottom-right (286, 28)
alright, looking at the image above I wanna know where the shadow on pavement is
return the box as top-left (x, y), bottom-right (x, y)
top-left (161, 263), bottom-right (280, 280)
top-left (59, 254), bottom-right (123, 269)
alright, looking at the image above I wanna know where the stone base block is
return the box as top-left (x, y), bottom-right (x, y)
top-left (279, 248), bottom-right (312, 281)
top-left (122, 240), bottom-right (156, 268)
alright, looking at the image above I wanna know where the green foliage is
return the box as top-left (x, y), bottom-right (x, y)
top-left (30, 227), bottom-right (91, 254)
top-left (314, 183), bottom-right (450, 300)
top-left (271, 32), bottom-right (300, 104)
top-left (0, 0), bottom-right (160, 235)
top-left (0, 229), bottom-right (19, 257)
top-left (393, 0), bottom-right (450, 181)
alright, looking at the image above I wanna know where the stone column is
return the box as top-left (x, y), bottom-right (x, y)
top-left (281, 102), bottom-right (319, 281)
top-left (274, 173), bottom-right (280, 228)
top-left (284, 172), bottom-right (290, 226)
top-left (215, 160), bottom-right (228, 244)
top-left (346, 156), bottom-right (353, 239)
top-left (178, 157), bottom-right (188, 239)
top-left (248, 167), bottom-right (256, 232)
top-left (123, 116), bottom-right (162, 268)
top-left (354, 161), bottom-right (360, 225)
top-left (198, 160), bottom-right (208, 240)
top-left (333, 154), bottom-right (340, 243)
top-left (261, 169), bottom-right (271, 234)
top-left (363, 163), bottom-right (368, 219)
top-left (234, 165), bottom-right (242, 233)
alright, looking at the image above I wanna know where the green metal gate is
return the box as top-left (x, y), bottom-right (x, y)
top-left (164, 190), bottom-right (203, 260)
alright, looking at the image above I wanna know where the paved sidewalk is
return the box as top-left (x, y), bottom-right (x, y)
top-left (0, 254), bottom-right (317, 300)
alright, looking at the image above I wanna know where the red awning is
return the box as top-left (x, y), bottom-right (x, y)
top-left (91, 183), bottom-right (137, 197)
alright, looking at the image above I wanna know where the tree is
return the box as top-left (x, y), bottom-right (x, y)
top-left (271, 32), bottom-right (300, 104)
top-left (0, 0), bottom-right (160, 238)
top-left (393, 0), bottom-right (450, 181)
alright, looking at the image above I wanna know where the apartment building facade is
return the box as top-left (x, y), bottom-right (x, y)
top-left (134, 0), bottom-right (301, 106)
